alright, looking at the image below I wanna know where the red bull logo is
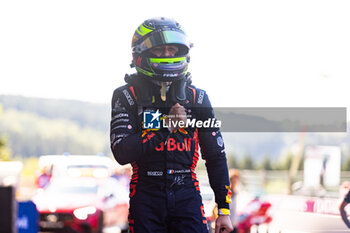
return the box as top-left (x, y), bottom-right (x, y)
top-left (155, 138), bottom-right (192, 151)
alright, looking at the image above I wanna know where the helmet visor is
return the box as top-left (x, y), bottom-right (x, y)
top-left (133, 30), bottom-right (190, 54)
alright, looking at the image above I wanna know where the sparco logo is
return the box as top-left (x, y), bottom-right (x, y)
top-left (198, 90), bottom-right (204, 104)
top-left (147, 171), bottom-right (163, 176)
top-left (122, 90), bottom-right (134, 105)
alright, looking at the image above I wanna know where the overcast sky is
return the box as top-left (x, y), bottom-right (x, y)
top-left (1, 0), bottom-right (349, 117)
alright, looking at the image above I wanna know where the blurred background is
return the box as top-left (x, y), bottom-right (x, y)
top-left (1, 0), bottom-right (350, 232)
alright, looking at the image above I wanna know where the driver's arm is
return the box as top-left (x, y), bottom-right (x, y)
top-left (340, 199), bottom-right (350, 228)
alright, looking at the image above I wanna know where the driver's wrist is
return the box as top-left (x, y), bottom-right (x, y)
top-left (218, 208), bottom-right (230, 216)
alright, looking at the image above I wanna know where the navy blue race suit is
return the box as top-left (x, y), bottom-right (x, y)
top-left (344, 189), bottom-right (350, 203)
top-left (110, 76), bottom-right (231, 233)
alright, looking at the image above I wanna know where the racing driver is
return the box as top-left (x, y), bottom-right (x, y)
top-left (110, 17), bottom-right (233, 233)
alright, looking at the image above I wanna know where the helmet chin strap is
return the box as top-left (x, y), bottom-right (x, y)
top-left (161, 82), bottom-right (167, 101)
top-left (156, 74), bottom-right (191, 104)
top-left (151, 80), bottom-right (171, 102)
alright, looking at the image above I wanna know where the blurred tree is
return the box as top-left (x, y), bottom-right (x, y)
top-left (0, 109), bottom-right (109, 157)
top-left (227, 153), bottom-right (240, 169)
top-left (299, 155), bottom-right (304, 170)
top-left (259, 155), bottom-right (273, 170)
top-left (0, 95), bottom-right (109, 131)
top-left (0, 137), bottom-right (12, 161)
top-left (342, 156), bottom-right (350, 171)
top-left (241, 154), bottom-right (255, 170)
top-left (0, 105), bottom-right (12, 160)
top-left (275, 153), bottom-right (293, 170)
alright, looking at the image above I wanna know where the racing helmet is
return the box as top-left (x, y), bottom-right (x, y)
top-left (131, 17), bottom-right (192, 82)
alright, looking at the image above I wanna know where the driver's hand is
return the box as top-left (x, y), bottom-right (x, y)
top-left (215, 215), bottom-right (233, 233)
top-left (166, 103), bottom-right (187, 131)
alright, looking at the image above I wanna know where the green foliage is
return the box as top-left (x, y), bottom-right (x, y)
top-left (259, 156), bottom-right (273, 170)
top-left (0, 104), bottom-right (12, 160)
top-left (0, 95), bottom-right (109, 131)
top-left (342, 156), bottom-right (350, 171)
top-left (240, 154), bottom-right (255, 170)
top-left (274, 153), bottom-right (294, 170)
top-left (227, 153), bottom-right (299, 171)
top-left (227, 153), bottom-right (240, 169)
top-left (0, 137), bottom-right (12, 161)
top-left (0, 96), bottom-right (111, 158)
